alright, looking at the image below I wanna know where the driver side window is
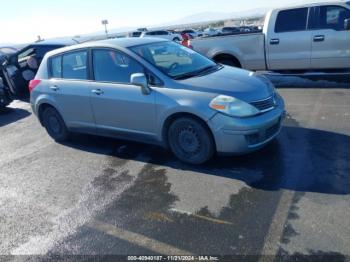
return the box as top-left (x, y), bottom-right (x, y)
top-left (18, 48), bottom-right (35, 61)
top-left (92, 49), bottom-right (144, 84)
top-left (315, 6), bottom-right (350, 30)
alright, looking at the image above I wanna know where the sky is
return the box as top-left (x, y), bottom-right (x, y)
top-left (0, 0), bottom-right (328, 44)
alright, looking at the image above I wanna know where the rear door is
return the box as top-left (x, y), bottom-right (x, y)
top-left (47, 50), bottom-right (96, 132)
top-left (310, 5), bottom-right (350, 69)
top-left (267, 7), bottom-right (312, 70)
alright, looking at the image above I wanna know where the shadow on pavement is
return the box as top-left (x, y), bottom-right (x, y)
top-left (266, 73), bottom-right (350, 88)
top-left (61, 123), bottom-right (350, 196)
top-left (0, 107), bottom-right (31, 127)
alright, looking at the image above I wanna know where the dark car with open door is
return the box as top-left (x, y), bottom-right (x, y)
top-left (0, 39), bottom-right (77, 109)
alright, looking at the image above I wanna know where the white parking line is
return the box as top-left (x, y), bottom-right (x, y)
top-left (259, 190), bottom-right (295, 256)
top-left (87, 220), bottom-right (193, 255)
top-left (170, 208), bottom-right (234, 225)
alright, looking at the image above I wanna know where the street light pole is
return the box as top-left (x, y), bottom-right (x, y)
top-left (102, 19), bottom-right (109, 38)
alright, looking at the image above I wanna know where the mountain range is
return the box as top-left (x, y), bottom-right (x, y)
top-left (159, 7), bottom-right (269, 27)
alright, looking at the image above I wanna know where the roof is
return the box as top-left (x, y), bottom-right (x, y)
top-left (272, 1), bottom-right (349, 11)
top-left (30, 38), bottom-right (79, 46)
top-left (45, 37), bottom-right (168, 57)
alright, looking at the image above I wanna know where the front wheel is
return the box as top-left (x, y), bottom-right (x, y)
top-left (42, 107), bottom-right (70, 142)
top-left (0, 97), bottom-right (11, 110)
top-left (168, 117), bottom-right (215, 165)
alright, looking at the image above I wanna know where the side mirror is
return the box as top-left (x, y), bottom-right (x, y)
top-left (345, 19), bottom-right (350, 30)
top-left (131, 73), bottom-right (151, 95)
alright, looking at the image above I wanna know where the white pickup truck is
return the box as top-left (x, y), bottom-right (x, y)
top-left (192, 1), bottom-right (350, 71)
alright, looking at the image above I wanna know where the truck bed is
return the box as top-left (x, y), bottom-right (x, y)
top-left (192, 32), bottom-right (266, 71)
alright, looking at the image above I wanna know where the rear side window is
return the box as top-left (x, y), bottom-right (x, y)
top-left (51, 56), bottom-right (62, 78)
top-left (62, 51), bottom-right (87, 80)
top-left (275, 8), bottom-right (308, 33)
top-left (92, 49), bottom-right (144, 84)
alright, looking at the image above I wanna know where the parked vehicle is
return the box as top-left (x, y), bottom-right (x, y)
top-left (0, 77), bottom-right (12, 109)
top-left (140, 30), bottom-right (182, 41)
top-left (137, 28), bottom-right (148, 32)
top-left (192, 2), bottom-right (350, 71)
top-left (128, 31), bottom-right (142, 37)
top-left (181, 29), bottom-right (203, 38)
top-left (221, 27), bottom-right (240, 34)
top-left (239, 26), bottom-right (252, 33)
top-left (30, 38), bottom-right (285, 164)
top-left (0, 40), bottom-right (77, 109)
top-left (129, 28), bottom-right (149, 37)
top-left (0, 47), bottom-right (18, 109)
top-left (202, 28), bottom-right (221, 37)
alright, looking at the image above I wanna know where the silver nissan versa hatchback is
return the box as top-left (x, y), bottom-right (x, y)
top-left (30, 38), bottom-right (285, 164)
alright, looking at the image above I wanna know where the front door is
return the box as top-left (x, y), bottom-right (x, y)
top-left (89, 49), bottom-right (157, 140)
top-left (310, 5), bottom-right (350, 69)
top-left (267, 7), bottom-right (312, 70)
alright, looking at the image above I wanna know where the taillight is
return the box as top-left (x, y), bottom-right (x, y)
top-left (29, 79), bottom-right (41, 92)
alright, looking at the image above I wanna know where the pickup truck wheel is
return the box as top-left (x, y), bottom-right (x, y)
top-left (42, 107), bottom-right (69, 142)
top-left (216, 57), bottom-right (240, 68)
top-left (168, 117), bottom-right (215, 165)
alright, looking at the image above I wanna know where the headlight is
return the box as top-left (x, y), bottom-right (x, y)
top-left (209, 95), bottom-right (259, 117)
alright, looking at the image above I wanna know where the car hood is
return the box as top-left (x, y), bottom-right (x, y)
top-left (179, 66), bottom-right (273, 102)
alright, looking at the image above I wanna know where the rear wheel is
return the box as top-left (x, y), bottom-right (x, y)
top-left (168, 117), bottom-right (215, 165)
top-left (215, 56), bottom-right (241, 68)
top-left (42, 107), bottom-right (69, 142)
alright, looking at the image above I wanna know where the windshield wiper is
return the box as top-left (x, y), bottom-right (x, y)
top-left (173, 64), bottom-right (221, 80)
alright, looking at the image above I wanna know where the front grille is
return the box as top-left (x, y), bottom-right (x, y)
top-left (250, 96), bottom-right (275, 112)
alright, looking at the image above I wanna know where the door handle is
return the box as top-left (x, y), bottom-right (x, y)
top-left (49, 85), bottom-right (59, 91)
top-left (92, 89), bottom-right (104, 95)
top-left (270, 38), bottom-right (280, 45)
top-left (313, 35), bottom-right (325, 42)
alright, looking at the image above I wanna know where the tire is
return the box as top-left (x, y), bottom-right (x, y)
top-left (0, 96), bottom-right (11, 110)
top-left (42, 107), bottom-right (69, 142)
top-left (168, 117), bottom-right (215, 165)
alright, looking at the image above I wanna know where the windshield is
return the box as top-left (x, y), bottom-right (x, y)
top-left (0, 47), bottom-right (17, 55)
top-left (130, 41), bottom-right (218, 79)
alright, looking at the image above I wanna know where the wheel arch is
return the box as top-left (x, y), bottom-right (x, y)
top-left (213, 53), bottom-right (242, 68)
top-left (161, 112), bottom-right (216, 151)
top-left (37, 102), bottom-right (62, 126)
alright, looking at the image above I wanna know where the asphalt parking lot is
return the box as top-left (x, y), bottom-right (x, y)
top-left (0, 82), bottom-right (350, 260)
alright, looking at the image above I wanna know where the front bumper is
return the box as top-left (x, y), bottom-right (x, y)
top-left (208, 94), bottom-right (285, 155)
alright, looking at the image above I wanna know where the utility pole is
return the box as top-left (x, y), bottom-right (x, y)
top-left (102, 20), bottom-right (109, 38)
